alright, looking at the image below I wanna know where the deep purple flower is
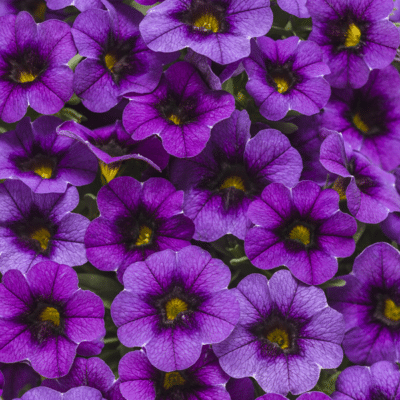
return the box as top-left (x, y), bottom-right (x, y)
top-left (57, 120), bottom-right (169, 183)
top-left (111, 246), bottom-right (240, 371)
top-left (277, 0), bottom-right (309, 18)
top-left (331, 361), bottom-right (400, 400)
top-left (214, 271), bottom-right (345, 395)
top-left (320, 130), bottom-right (400, 223)
top-left (244, 37), bottom-right (330, 121)
top-left (0, 261), bottom-right (105, 378)
top-left (47, 0), bottom-right (103, 12)
top-left (42, 357), bottom-right (117, 399)
top-left (0, 12), bottom-right (76, 123)
top-left (257, 393), bottom-right (331, 400)
top-left (227, 378), bottom-right (255, 400)
top-left (245, 180), bottom-right (357, 285)
top-left (123, 61), bottom-right (235, 158)
top-left (0, 116), bottom-right (98, 193)
top-left (118, 347), bottom-right (231, 400)
top-left (85, 176), bottom-right (194, 282)
top-left (139, 0), bottom-right (273, 65)
top-left (169, 109), bottom-right (302, 242)
top-left (72, 3), bottom-right (174, 113)
top-left (18, 386), bottom-right (106, 400)
top-left (0, 0), bottom-right (64, 21)
top-left (0, 180), bottom-right (90, 274)
top-left (320, 65), bottom-right (400, 171)
top-left (307, 0), bottom-right (400, 88)
top-left (381, 167), bottom-right (400, 243)
top-left (327, 242), bottom-right (400, 365)
top-left (390, 0), bottom-right (400, 22)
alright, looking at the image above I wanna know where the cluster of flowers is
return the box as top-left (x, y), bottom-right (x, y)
top-left (1, 0), bottom-right (400, 399)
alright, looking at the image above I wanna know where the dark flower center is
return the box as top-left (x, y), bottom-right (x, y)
top-left (157, 93), bottom-right (198, 126)
top-left (266, 61), bottom-right (298, 94)
top-left (14, 0), bottom-right (47, 21)
top-left (25, 301), bottom-right (64, 343)
top-left (163, 371), bottom-right (186, 389)
top-left (176, 0), bottom-right (229, 34)
top-left (372, 292), bottom-right (400, 329)
top-left (283, 220), bottom-right (315, 249)
top-left (332, 176), bottom-right (350, 201)
top-left (90, 135), bottom-right (131, 158)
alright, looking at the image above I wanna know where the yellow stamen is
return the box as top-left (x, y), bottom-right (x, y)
top-left (332, 177), bottom-right (347, 201)
top-left (31, 227), bottom-right (51, 250)
top-left (99, 161), bottom-right (120, 184)
top-left (273, 76), bottom-right (290, 94)
top-left (384, 299), bottom-right (400, 322)
top-left (19, 71), bottom-right (37, 84)
top-left (165, 298), bottom-right (188, 321)
top-left (167, 114), bottom-right (181, 125)
top-left (220, 176), bottom-right (245, 191)
top-left (135, 225), bottom-right (152, 246)
top-left (39, 307), bottom-right (60, 326)
top-left (352, 113), bottom-right (369, 134)
top-left (163, 371), bottom-right (186, 389)
top-left (266, 328), bottom-right (289, 349)
top-left (289, 225), bottom-right (311, 246)
top-left (105, 53), bottom-right (118, 72)
top-left (193, 13), bottom-right (219, 33)
top-left (33, 0), bottom-right (46, 21)
top-left (345, 23), bottom-right (361, 47)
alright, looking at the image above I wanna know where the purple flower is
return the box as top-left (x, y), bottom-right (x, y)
top-left (257, 393), bottom-right (331, 400)
top-left (0, 116), bottom-right (98, 193)
top-left (18, 386), bottom-right (106, 400)
top-left (0, 0), bottom-right (65, 21)
top-left (244, 37), bottom-right (330, 121)
top-left (307, 0), bottom-right (400, 88)
top-left (331, 361), bottom-right (400, 400)
top-left (85, 176), bottom-right (194, 282)
top-left (214, 271), bottom-right (345, 395)
top-left (47, 0), bottom-right (104, 12)
top-left (0, 180), bottom-right (90, 274)
top-left (72, 3), bottom-right (174, 113)
top-left (0, 261), bottom-right (105, 378)
top-left (320, 130), bottom-right (400, 223)
top-left (245, 180), bottom-right (357, 285)
top-left (169, 109), bottom-right (302, 242)
top-left (277, 0), bottom-right (309, 18)
top-left (139, 0), bottom-right (273, 65)
top-left (327, 242), bottom-right (400, 365)
top-left (226, 378), bottom-right (255, 400)
top-left (118, 347), bottom-right (231, 400)
top-left (0, 12), bottom-right (76, 123)
top-left (42, 357), bottom-right (117, 399)
top-left (123, 61), bottom-right (235, 158)
top-left (57, 120), bottom-right (169, 183)
top-left (320, 65), bottom-right (400, 171)
top-left (111, 246), bottom-right (240, 371)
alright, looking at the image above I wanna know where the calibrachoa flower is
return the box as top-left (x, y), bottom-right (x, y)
top-left (17, 386), bottom-right (106, 400)
top-left (277, 0), bottom-right (309, 18)
top-left (214, 271), bottom-right (345, 395)
top-left (307, 0), bottom-right (400, 88)
top-left (0, 261), bottom-right (105, 378)
top-left (320, 65), bottom-right (400, 171)
top-left (72, 3), bottom-right (174, 113)
top-left (0, 116), bottom-right (98, 193)
top-left (0, 0), bottom-right (64, 21)
top-left (46, 0), bottom-right (103, 12)
top-left (118, 347), bottom-right (231, 400)
top-left (257, 393), bottom-right (331, 400)
top-left (57, 120), bottom-right (169, 183)
top-left (331, 361), bottom-right (400, 400)
top-left (111, 246), bottom-right (240, 371)
top-left (245, 180), bottom-right (357, 285)
top-left (320, 131), bottom-right (400, 224)
top-left (85, 176), bottom-right (195, 282)
top-left (123, 61), bottom-right (235, 158)
top-left (227, 378), bottom-right (255, 400)
top-left (327, 242), bottom-right (400, 365)
top-left (381, 167), bottom-right (400, 244)
top-left (244, 37), bottom-right (330, 121)
top-left (169, 109), bottom-right (302, 241)
top-left (0, 180), bottom-right (90, 274)
top-left (139, 0), bottom-right (273, 65)
top-left (0, 11), bottom-right (76, 123)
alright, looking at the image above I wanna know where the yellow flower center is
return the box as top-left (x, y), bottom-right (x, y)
top-left (345, 23), bottom-right (361, 47)
top-left (266, 328), bottom-right (289, 349)
top-left (167, 114), bottom-right (181, 125)
top-left (273, 76), bottom-right (290, 94)
top-left (33, 0), bottom-right (46, 21)
top-left (193, 13), bottom-right (219, 33)
top-left (289, 225), bottom-right (311, 246)
top-left (105, 53), bottom-right (118, 72)
top-left (384, 299), bottom-right (400, 322)
top-left (32, 161), bottom-right (53, 179)
top-left (135, 225), bottom-right (152, 246)
top-left (39, 307), bottom-right (60, 326)
top-left (19, 71), bottom-right (38, 84)
top-left (165, 298), bottom-right (188, 321)
top-left (220, 176), bottom-right (245, 191)
top-left (352, 113), bottom-right (369, 134)
top-left (332, 177), bottom-right (347, 201)
top-left (99, 161), bottom-right (121, 184)
top-left (163, 371), bottom-right (186, 389)
top-left (31, 227), bottom-right (51, 250)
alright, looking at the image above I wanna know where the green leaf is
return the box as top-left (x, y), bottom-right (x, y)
top-left (68, 54), bottom-right (83, 71)
top-left (319, 278), bottom-right (346, 289)
top-left (53, 107), bottom-right (86, 123)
